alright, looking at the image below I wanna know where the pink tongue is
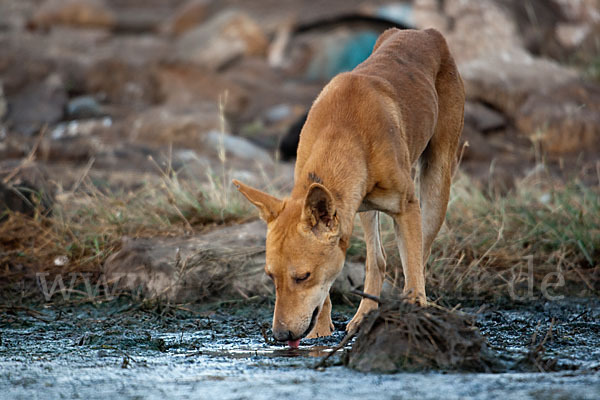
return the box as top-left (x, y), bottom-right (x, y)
top-left (287, 339), bottom-right (300, 349)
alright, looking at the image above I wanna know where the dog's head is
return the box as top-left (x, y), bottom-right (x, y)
top-left (233, 179), bottom-right (346, 342)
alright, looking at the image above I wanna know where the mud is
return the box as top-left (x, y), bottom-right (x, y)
top-left (1, 299), bottom-right (599, 400)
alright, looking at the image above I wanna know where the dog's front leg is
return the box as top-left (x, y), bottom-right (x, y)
top-left (307, 293), bottom-right (334, 338)
top-left (346, 211), bottom-right (387, 334)
top-left (392, 198), bottom-right (427, 305)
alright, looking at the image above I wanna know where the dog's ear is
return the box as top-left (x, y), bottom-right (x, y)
top-left (232, 179), bottom-right (283, 223)
top-left (300, 183), bottom-right (340, 240)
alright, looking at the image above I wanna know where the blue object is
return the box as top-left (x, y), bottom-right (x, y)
top-left (306, 30), bottom-right (379, 80)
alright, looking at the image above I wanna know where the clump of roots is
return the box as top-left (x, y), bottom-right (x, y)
top-left (346, 298), bottom-right (501, 372)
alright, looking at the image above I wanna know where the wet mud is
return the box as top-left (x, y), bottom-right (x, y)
top-left (0, 298), bottom-right (598, 400)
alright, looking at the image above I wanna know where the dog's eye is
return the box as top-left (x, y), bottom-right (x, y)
top-left (294, 272), bottom-right (310, 283)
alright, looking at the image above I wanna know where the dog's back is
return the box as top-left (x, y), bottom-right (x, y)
top-left (295, 28), bottom-right (464, 194)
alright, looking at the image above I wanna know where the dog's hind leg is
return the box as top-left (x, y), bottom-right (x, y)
top-left (346, 211), bottom-right (386, 333)
top-left (392, 196), bottom-right (426, 305)
top-left (419, 61), bottom-right (464, 266)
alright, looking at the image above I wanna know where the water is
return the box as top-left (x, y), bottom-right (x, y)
top-left (1, 299), bottom-right (599, 400)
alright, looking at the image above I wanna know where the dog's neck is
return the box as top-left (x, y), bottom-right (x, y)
top-left (292, 160), bottom-right (367, 247)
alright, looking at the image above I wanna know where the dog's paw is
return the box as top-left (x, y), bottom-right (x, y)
top-left (346, 312), bottom-right (369, 335)
top-left (307, 321), bottom-right (334, 338)
top-left (346, 301), bottom-right (378, 334)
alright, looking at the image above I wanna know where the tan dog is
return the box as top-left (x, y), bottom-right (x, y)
top-left (233, 28), bottom-right (464, 346)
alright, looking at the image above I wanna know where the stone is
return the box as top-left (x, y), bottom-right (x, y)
top-left (204, 131), bottom-right (273, 165)
top-left (464, 101), bottom-right (506, 132)
top-left (104, 220), bottom-right (365, 302)
top-left (154, 64), bottom-right (248, 115)
top-left (29, 0), bottom-right (115, 30)
top-left (556, 23), bottom-right (592, 49)
top-left (516, 81), bottom-right (600, 154)
top-left (6, 74), bottom-right (67, 136)
top-left (459, 125), bottom-right (498, 162)
top-left (460, 54), bottom-right (578, 116)
top-left (175, 10), bottom-right (269, 70)
top-left (85, 59), bottom-right (161, 107)
top-left (161, 0), bottom-right (215, 36)
top-left (124, 105), bottom-right (221, 149)
top-left (50, 117), bottom-right (112, 140)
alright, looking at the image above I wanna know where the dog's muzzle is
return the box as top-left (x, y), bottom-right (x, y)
top-left (273, 306), bottom-right (320, 342)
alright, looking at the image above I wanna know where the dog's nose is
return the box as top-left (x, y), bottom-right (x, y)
top-left (272, 328), bottom-right (293, 342)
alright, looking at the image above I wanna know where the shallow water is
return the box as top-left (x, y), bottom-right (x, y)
top-left (1, 299), bottom-right (599, 400)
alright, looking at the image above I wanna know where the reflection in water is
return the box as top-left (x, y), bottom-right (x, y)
top-left (186, 345), bottom-right (337, 359)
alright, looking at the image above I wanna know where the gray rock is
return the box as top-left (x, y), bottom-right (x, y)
top-left (516, 81), bottom-right (600, 154)
top-left (6, 74), bottom-right (67, 136)
top-left (104, 220), bottom-right (367, 303)
top-left (464, 101), bottom-right (506, 132)
top-left (205, 130), bottom-right (273, 165)
top-left (460, 54), bottom-right (578, 116)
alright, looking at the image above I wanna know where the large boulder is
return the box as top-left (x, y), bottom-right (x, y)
top-left (104, 220), bottom-right (365, 303)
top-left (459, 54), bottom-right (578, 117)
top-left (29, 0), bottom-right (115, 30)
top-left (175, 10), bottom-right (269, 70)
top-left (516, 81), bottom-right (600, 154)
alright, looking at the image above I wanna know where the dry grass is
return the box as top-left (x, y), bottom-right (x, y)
top-left (348, 172), bottom-right (599, 301)
top-left (0, 164), bottom-right (254, 298)
top-left (1, 158), bottom-right (598, 303)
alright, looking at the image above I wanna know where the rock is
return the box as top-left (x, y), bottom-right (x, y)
top-left (6, 74), bottom-right (67, 136)
top-left (460, 54), bottom-right (578, 116)
top-left (154, 64), bottom-right (248, 115)
top-left (66, 96), bottom-right (104, 119)
top-left (346, 299), bottom-right (500, 372)
top-left (554, 0), bottom-right (600, 23)
top-left (50, 117), bottom-right (112, 140)
top-left (161, 0), bottom-right (215, 36)
top-left (204, 131), bottom-right (273, 165)
top-left (413, 0), bottom-right (524, 62)
top-left (104, 221), bottom-right (364, 302)
top-left (556, 23), bottom-right (592, 49)
top-left (29, 0), bottom-right (115, 30)
top-left (85, 59), bottom-right (161, 107)
top-left (104, 221), bottom-right (269, 303)
top-left (464, 101), bottom-right (506, 132)
top-left (459, 125), bottom-right (498, 162)
top-left (175, 10), bottom-right (269, 70)
top-left (516, 81), bottom-right (600, 154)
top-left (124, 105), bottom-right (221, 149)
